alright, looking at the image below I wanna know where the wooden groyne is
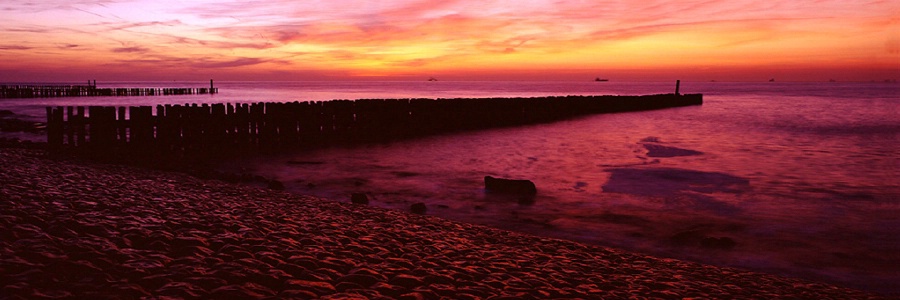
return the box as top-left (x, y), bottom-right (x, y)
top-left (1, 80), bottom-right (217, 98)
top-left (46, 94), bottom-right (702, 161)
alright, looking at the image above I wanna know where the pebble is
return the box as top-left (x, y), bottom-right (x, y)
top-left (0, 148), bottom-right (890, 299)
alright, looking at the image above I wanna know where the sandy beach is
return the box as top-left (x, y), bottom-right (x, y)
top-left (0, 147), bottom-right (890, 299)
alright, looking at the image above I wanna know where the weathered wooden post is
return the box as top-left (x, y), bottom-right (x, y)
top-left (129, 106), bottom-right (153, 155)
top-left (66, 106), bottom-right (75, 146)
top-left (675, 80), bottom-right (681, 96)
top-left (155, 105), bottom-right (167, 153)
top-left (249, 103), bottom-right (263, 147)
top-left (210, 103), bottom-right (226, 153)
top-left (76, 107), bottom-right (86, 147)
top-left (46, 107), bottom-right (64, 154)
top-left (237, 103), bottom-right (250, 150)
top-left (117, 107), bottom-right (127, 145)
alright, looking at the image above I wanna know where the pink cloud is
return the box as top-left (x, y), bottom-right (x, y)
top-left (0, 45), bottom-right (32, 51)
top-left (112, 46), bottom-right (148, 53)
top-left (0, 0), bottom-right (896, 81)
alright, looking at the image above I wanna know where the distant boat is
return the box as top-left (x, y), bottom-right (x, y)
top-left (769, 78), bottom-right (775, 82)
top-left (594, 77), bottom-right (609, 82)
top-left (428, 77), bottom-right (438, 81)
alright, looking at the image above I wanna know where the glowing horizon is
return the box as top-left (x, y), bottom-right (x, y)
top-left (0, 0), bottom-right (897, 82)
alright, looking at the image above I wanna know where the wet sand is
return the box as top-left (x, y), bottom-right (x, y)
top-left (0, 148), bottom-right (889, 299)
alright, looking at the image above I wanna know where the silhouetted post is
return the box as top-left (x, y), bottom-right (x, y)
top-left (210, 79), bottom-right (214, 91)
top-left (210, 103), bottom-right (226, 151)
top-left (46, 107), bottom-right (64, 154)
top-left (117, 107), bottom-right (127, 145)
top-left (675, 80), bottom-right (681, 96)
top-left (66, 106), bottom-right (74, 146)
top-left (76, 107), bottom-right (86, 147)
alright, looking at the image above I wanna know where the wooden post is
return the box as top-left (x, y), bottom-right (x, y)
top-left (156, 105), bottom-right (166, 152)
top-left (250, 102), bottom-right (263, 147)
top-left (130, 106), bottom-right (153, 151)
top-left (236, 103), bottom-right (249, 150)
top-left (46, 107), bottom-right (64, 154)
top-left (76, 107), bottom-right (86, 147)
top-left (66, 106), bottom-right (74, 146)
top-left (224, 103), bottom-right (233, 145)
top-left (118, 107), bottom-right (127, 144)
top-left (675, 80), bottom-right (681, 96)
top-left (88, 106), bottom-right (99, 151)
top-left (210, 103), bottom-right (226, 152)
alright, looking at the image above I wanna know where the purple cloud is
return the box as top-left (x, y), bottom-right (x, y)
top-left (0, 45), bottom-right (31, 50)
top-left (112, 46), bottom-right (149, 53)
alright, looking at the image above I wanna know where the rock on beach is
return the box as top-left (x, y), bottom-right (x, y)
top-left (0, 148), bottom-right (889, 299)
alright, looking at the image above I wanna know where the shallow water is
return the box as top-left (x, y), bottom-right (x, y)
top-left (3, 80), bottom-right (899, 293)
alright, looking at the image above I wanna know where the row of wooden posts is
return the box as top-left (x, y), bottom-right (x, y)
top-left (1, 80), bottom-right (217, 98)
top-left (46, 94), bottom-right (702, 161)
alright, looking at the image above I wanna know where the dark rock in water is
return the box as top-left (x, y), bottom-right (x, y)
top-left (701, 237), bottom-right (736, 249)
top-left (410, 203), bottom-right (427, 214)
top-left (391, 171), bottom-right (419, 178)
top-left (0, 117), bottom-right (44, 133)
top-left (603, 167), bottom-right (750, 198)
top-left (351, 193), bottom-right (369, 205)
top-left (484, 176), bottom-right (537, 195)
top-left (286, 160), bottom-right (325, 165)
top-left (641, 143), bottom-right (703, 158)
top-left (267, 180), bottom-right (285, 190)
top-left (0, 110), bottom-right (13, 117)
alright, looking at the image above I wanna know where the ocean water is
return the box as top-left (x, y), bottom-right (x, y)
top-left (2, 80), bottom-right (898, 293)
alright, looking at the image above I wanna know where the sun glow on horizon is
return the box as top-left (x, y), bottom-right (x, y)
top-left (0, 0), bottom-right (897, 82)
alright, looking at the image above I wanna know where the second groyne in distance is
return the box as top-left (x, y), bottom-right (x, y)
top-left (1, 80), bottom-right (217, 98)
top-left (46, 93), bottom-right (702, 162)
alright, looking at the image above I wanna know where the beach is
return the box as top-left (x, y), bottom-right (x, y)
top-left (0, 147), bottom-right (889, 299)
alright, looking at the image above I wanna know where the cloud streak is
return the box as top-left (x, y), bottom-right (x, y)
top-left (111, 46), bottom-right (148, 53)
top-left (0, 45), bottom-right (32, 51)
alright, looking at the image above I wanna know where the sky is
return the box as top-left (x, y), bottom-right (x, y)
top-left (0, 0), bottom-right (897, 82)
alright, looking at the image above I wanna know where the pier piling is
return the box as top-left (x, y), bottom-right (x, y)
top-left (46, 94), bottom-right (702, 162)
top-left (1, 82), bottom-right (217, 98)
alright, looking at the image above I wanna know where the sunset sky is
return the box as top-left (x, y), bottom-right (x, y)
top-left (0, 0), bottom-right (897, 82)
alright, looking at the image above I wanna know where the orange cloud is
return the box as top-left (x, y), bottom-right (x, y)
top-left (0, 0), bottom-right (896, 81)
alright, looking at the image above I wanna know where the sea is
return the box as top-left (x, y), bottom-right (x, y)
top-left (2, 80), bottom-right (898, 294)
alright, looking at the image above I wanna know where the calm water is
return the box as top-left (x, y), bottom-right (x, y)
top-left (2, 81), bottom-right (898, 293)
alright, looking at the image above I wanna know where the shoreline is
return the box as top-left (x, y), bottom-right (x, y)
top-left (231, 141), bottom-right (900, 296)
top-left (0, 148), bottom-right (891, 299)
